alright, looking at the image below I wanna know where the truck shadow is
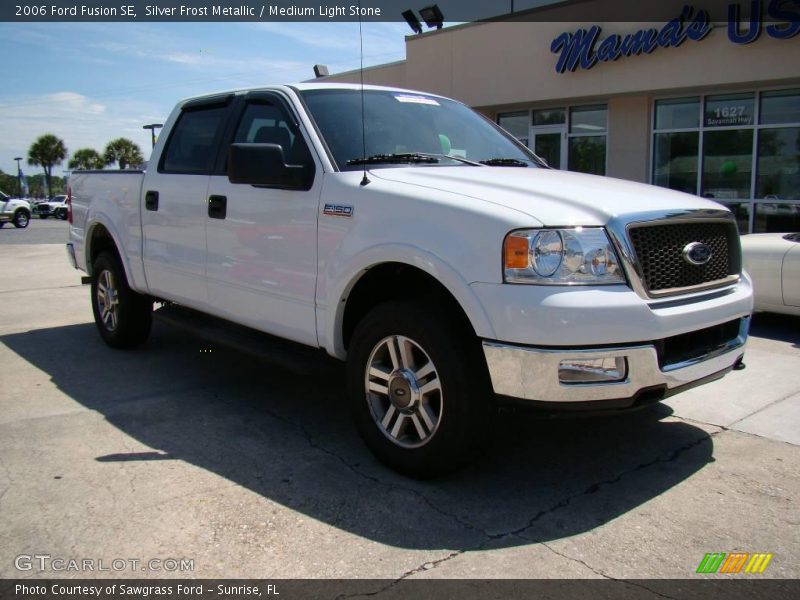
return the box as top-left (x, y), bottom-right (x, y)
top-left (749, 313), bottom-right (800, 348)
top-left (1, 321), bottom-right (714, 551)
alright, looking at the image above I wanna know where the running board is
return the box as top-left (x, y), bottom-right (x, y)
top-left (153, 304), bottom-right (342, 377)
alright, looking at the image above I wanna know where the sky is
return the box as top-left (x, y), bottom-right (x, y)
top-left (0, 21), bottom-right (410, 179)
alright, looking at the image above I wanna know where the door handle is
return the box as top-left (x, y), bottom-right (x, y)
top-left (208, 195), bottom-right (227, 219)
top-left (144, 191), bottom-right (159, 211)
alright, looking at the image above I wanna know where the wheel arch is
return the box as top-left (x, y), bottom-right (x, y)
top-left (328, 253), bottom-right (496, 360)
top-left (84, 220), bottom-right (134, 286)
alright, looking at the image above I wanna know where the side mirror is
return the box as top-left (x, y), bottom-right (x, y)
top-left (228, 143), bottom-right (313, 190)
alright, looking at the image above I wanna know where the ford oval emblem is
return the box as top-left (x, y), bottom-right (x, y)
top-left (683, 242), bottom-right (713, 266)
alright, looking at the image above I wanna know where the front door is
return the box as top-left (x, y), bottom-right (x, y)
top-left (530, 126), bottom-right (566, 170)
top-left (204, 92), bottom-right (321, 346)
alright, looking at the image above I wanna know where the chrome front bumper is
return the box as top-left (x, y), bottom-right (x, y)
top-left (483, 317), bottom-right (748, 406)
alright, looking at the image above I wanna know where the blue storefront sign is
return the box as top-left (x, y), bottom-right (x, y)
top-left (551, 0), bottom-right (800, 74)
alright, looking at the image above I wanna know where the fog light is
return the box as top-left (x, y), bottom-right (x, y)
top-left (559, 357), bottom-right (627, 384)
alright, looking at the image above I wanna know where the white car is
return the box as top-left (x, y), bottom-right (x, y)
top-left (0, 191), bottom-right (31, 228)
top-left (66, 83), bottom-right (753, 476)
top-left (35, 194), bottom-right (69, 220)
top-left (742, 233), bottom-right (800, 316)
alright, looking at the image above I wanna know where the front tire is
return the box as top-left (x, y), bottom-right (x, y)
top-left (13, 210), bottom-right (30, 228)
top-left (91, 251), bottom-right (153, 348)
top-left (347, 301), bottom-right (493, 477)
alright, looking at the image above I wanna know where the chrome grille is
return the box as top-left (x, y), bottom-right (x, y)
top-left (628, 221), bottom-right (740, 295)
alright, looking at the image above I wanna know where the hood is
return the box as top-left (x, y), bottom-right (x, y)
top-left (371, 166), bottom-right (726, 226)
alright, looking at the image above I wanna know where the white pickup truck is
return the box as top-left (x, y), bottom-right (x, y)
top-left (67, 83), bottom-right (753, 476)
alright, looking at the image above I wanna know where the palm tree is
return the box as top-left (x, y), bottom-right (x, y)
top-left (104, 138), bottom-right (144, 170)
top-left (68, 148), bottom-right (106, 171)
top-left (28, 134), bottom-right (67, 199)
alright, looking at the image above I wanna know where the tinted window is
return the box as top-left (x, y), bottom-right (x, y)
top-left (655, 97), bottom-right (700, 130)
top-left (161, 106), bottom-right (227, 173)
top-left (230, 102), bottom-right (311, 167)
top-left (533, 108), bottom-right (565, 126)
top-left (569, 105), bottom-right (607, 134)
top-left (760, 89), bottom-right (800, 125)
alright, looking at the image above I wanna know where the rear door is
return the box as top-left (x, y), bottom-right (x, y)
top-left (204, 91), bottom-right (322, 346)
top-left (141, 95), bottom-right (233, 308)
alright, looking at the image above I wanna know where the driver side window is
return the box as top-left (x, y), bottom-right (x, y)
top-left (231, 102), bottom-right (311, 168)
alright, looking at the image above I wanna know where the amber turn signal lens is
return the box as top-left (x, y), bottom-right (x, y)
top-left (504, 235), bottom-right (529, 269)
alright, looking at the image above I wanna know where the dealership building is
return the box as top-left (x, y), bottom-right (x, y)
top-left (322, 0), bottom-right (800, 234)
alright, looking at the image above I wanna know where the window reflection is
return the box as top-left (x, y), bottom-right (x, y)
top-left (754, 202), bottom-right (800, 233)
top-left (756, 127), bottom-right (800, 200)
top-left (702, 130), bottom-right (754, 200)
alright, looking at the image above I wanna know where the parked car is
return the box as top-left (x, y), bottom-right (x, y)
top-left (0, 190), bottom-right (31, 228)
top-left (742, 233), bottom-right (800, 316)
top-left (67, 83), bottom-right (753, 476)
top-left (35, 195), bottom-right (69, 219)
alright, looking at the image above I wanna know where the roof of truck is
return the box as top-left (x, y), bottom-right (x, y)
top-left (179, 83), bottom-right (449, 105)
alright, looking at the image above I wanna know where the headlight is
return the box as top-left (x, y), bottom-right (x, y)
top-left (503, 227), bottom-right (625, 285)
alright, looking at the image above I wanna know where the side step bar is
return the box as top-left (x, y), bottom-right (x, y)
top-left (153, 304), bottom-right (343, 378)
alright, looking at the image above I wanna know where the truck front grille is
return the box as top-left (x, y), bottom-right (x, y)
top-left (627, 221), bottom-right (740, 295)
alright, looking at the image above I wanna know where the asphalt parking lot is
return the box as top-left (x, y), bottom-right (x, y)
top-left (0, 221), bottom-right (798, 582)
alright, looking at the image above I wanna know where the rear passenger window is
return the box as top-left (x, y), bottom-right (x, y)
top-left (161, 106), bottom-right (227, 173)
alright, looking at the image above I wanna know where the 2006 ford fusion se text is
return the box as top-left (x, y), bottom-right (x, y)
top-left (65, 83), bottom-right (753, 477)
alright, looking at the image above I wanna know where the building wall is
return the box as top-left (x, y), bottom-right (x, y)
top-left (322, 60), bottom-right (407, 88)
top-left (607, 95), bottom-right (650, 182)
top-left (399, 20), bottom-right (799, 109)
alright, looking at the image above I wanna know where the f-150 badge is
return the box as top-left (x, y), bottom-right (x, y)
top-left (323, 204), bottom-right (353, 218)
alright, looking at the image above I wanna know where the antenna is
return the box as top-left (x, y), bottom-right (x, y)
top-left (358, 1), bottom-right (370, 186)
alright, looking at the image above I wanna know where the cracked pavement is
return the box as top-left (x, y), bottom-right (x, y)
top-left (0, 237), bottom-right (798, 582)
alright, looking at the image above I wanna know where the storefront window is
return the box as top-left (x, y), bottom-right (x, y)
top-left (653, 132), bottom-right (698, 194)
top-left (569, 137), bottom-right (606, 175)
top-left (721, 202), bottom-right (751, 233)
top-left (570, 105), bottom-right (606, 134)
top-left (533, 108), bottom-right (565, 126)
top-left (759, 89), bottom-right (800, 125)
top-left (653, 89), bottom-right (800, 233)
top-left (756, 127), bottom-right (800, 200)
top-left (754, 203), bottom-right (800, 233)
top-left (701, 130), bottom-right (753, 200)
top-left (568, 105), bottom-right (607, 175)
top-left (497, 112), bottom-right (529, 146)
top-left (655, 97), bottom-right (700, 129)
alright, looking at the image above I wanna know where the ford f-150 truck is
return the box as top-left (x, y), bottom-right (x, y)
top-left (0, 191), bottom-right (31, 228)
top-left (67, 83), bottom-right (753, 476)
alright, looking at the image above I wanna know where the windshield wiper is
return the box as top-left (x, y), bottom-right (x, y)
top-left (479, 158), bottom-right (531, 167)
top-left (417, 153), bottom-right (482, 166)
top-left (346, 153), bottom-right (440, 166)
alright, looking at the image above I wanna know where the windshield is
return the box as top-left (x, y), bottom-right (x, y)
top-left (300, 89), bottom-right (541, 171)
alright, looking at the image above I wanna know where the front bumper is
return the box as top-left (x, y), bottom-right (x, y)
top-left (483, 316), bottom-right (748, 408)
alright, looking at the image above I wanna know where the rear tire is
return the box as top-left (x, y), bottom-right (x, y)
top-left (347, 301), bottom-right (493, 478)
top-left (91, 251), bottom-right (153, 348)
